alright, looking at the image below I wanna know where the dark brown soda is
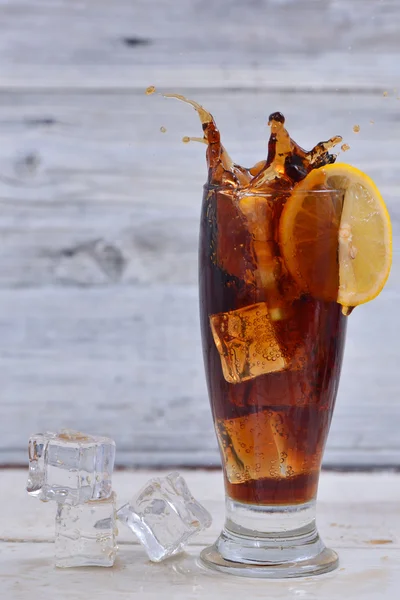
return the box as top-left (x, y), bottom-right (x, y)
top-left (162, 93), bottom-right (347, 506)
top-left (199, 185), bottom-right (347, 506)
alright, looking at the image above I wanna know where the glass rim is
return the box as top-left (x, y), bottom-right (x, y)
top-left (203, 184), bottom-right (344, 196)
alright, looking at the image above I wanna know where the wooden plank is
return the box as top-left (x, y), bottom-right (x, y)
top-left (3, 0), bottom-right (400, 59)
top-left (0, 286), bottom-right (216, 467)
top-left (0, 90), bottom-right (398, 288)
top-left (0, 201), bottom-right (199, 288)
top-left (0, 89), bottom-right (399, 201)
top-left (0, 188), bottom-right (397, 289)
top-left (0, 287), bottom-right (398, 468)
top-left (0, 60), bottom-right (398, 91)
top-left (2, 470), bottom-right (400, 545)
top-left (1, 543), bottom-right (399, 600)
top-left (0, 1), bottom-right (399, 89)
top-left (2, 470), bottom-right (400, 598)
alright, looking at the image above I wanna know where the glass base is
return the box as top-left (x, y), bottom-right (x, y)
top-left (200, 498), bottom-right (338, 578)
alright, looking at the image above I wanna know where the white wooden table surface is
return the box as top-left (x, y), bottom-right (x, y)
top-left (1, 469), bottom-right (399, 599)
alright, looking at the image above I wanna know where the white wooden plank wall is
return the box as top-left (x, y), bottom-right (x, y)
top-left (0, 0), bottom-right (399, 467)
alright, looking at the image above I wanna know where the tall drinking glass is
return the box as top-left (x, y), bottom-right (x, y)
top-left (199, 185), bottom-right (347, 578)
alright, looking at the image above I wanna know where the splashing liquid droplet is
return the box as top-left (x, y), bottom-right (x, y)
top-left (182, 136), bottom-right (207, 145)
top-left (160, 92), bottom-right (341, 191)
top-left (353, 124), bottom-right (360, 133)
top-left (145, 85), bottom-right (156, 95)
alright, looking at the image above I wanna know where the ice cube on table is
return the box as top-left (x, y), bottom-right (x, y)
top-left (27, 430), bottom-right (115, 504)
top-left (117, 472), bottom-right (212, 562)
top-left (55, 492), bottom-right (118, 568)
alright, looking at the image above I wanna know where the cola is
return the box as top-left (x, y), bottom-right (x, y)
top-left (165, 94), bottom-right (347, 506)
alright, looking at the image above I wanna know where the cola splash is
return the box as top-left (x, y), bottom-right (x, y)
top-left (162, 93), bottom-right (342, 190)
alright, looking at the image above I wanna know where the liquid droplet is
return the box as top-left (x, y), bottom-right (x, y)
top-left (341, 143), bottom-right (350, 152)
top-left (160, 126), bottom-right (167, 133)
top-left (145, 85), bottom-right (156, 95)
top-left (181, 135), bottom-right (207, 145)
top-left (353, 124), bottom-right (360, 133)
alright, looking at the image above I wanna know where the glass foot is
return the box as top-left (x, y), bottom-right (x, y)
top-left (200, 499), bottom-right (338, 578)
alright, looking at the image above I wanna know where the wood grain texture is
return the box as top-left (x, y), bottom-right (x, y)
top-left (0, 0), bottom-right (399, 90)
top-left (0, 1), bottom-right (399, 467)
top-left (0, 91), bottom-right (398, 287)
top-left (1, 471), bottom-right (400, 600)
top-left (2, 544), bottom-right (400, 600)
top-left (2, 0), bottom-right (400, 63)
top-left (2, 470), bottom-right (400, 544)
top-left (0, 286), bottom-right (398, 467)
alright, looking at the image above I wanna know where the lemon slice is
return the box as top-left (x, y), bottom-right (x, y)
top-left (279, 163), bottom-right (392, 309)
